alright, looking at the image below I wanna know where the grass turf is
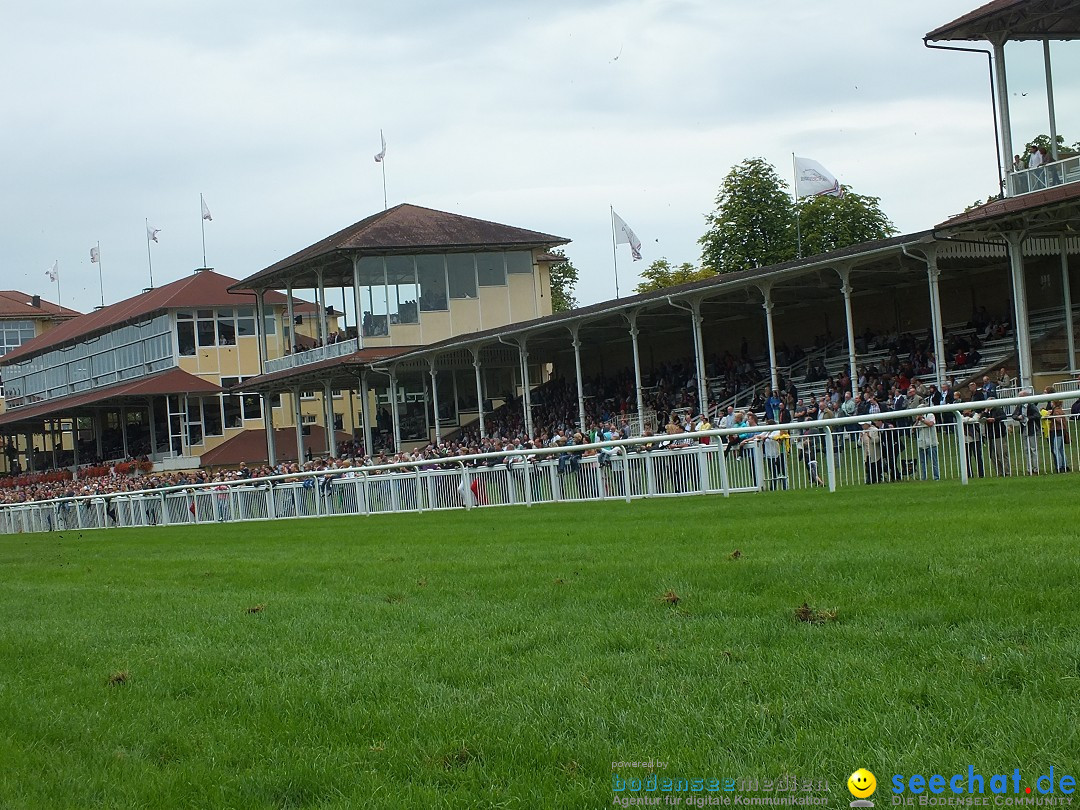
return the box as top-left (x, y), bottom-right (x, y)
top-left (0, 477), bottom-right (1078, 808)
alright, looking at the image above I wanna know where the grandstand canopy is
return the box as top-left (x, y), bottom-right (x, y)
top-left (926, 0), bottom-right (1080, 42)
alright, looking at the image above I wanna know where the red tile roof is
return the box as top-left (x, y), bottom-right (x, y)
top-left (199, 425), bottom-right (351, 467)
top-left (235, 203), bottom-right (570, 289)
top-left (935, 181), bottom-right (1080, 229)
top-left (0, 291), bottom-right (80, 320)
top-left (1, 269), bottom-right (316, 365)
top-left (925, 0), bottom-right (1080, 42)
top-left (0, 369), bottom-right (220, 426)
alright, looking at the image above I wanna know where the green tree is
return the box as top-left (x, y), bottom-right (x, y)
top-left (547, 249), bottom-right (579, 312)
top-left (699, 157), bottom-right (796, 274)
top-left (634, 258), bottom-right (714, 294)
top-left (796, 188), bottom-right (897, 256)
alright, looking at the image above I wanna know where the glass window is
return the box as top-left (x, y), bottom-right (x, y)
top-left (386, 255), bottom-right (419, 325)
top-left (242, 394), bottom-right (262, 421)
top-left (217, 310), bottom-right (236, 345)
top-left (202, 397), bottom-right (223, 437)
top-left (447, 253), bottom-right (477, 299)
top-left (416, 255), bottom-right (447, 311)
top-left (506, 251), bottom-right (533, 274)
top-left (477, 253), bottom-right (506, 286)
top-left (223, 394), bottom-right (242, 429)
top-left (197, 319), bottom-right (216, 347)
top-left (263, 314), bottom-right (277, 336)
top-left (236, 307), bottom-right (256, 337)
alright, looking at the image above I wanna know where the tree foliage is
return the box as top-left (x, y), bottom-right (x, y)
top-left (634, 258), bottom-right (715, 294)
top-left (796, 189), bottom-right (898, 256)
top-left (699, 157), bottom-right (899, 273)
top-left (547, 249), bottom-right (579, 312)
top-left (699, 158), bottom-right (796, 274)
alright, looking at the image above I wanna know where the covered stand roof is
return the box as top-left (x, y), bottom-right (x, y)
top-left (234, 203), bottom-right (570, 292)
top-left (935, 177), bottom-right (1080, 233)
top-left (925, 0), bottom-right (1080, 42)
top-left (0, 291), bottom-right (80, 321)
top-left (0, 369), bottom-right (220, 428)
top-left (2, 270), bottom-right (317, 366)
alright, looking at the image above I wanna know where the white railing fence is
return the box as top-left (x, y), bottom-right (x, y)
top-left (1, 393), bottom-right (1076, 535)
top-left (264, 337), bottom-right (359, 374)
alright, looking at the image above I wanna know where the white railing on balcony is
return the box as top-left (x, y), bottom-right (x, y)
top-left (264, 337), bottom-right (359, 374)
top-left (1008, 155), bottom-right (1080, 196)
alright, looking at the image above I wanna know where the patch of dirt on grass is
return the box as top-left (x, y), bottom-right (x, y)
top-left (246, 603), bottom-right (266, 614)
top-left (441, 744), bottom-right (481, 770)
top-left (107, 670), bottom-right (130, 686)
top-left (794, 602), bottom-right (838, 624)
top-left (658, 589), bottom-right (680, 606)
top-left (384, 593), bottom-right (406, 604)
top-left (728, 549), bottom-right (742, 560)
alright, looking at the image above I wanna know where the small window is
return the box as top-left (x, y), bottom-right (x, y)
top-left (447, 253), bottom-right (477, 299)
top-left (477, 253), bottom-right (506, 286)
top-left (506, 251), bottom-right (533, 274)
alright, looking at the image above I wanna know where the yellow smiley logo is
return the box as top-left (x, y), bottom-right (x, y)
top-left (848, 768), bottom-right (877, 799)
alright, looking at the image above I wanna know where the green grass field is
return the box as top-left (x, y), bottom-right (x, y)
top-left (1, 478), bottom-right (1078, 809)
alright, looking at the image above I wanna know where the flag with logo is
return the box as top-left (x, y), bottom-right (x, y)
top-left (201, 197), bottom-right (212, 221)
top-left (612, 210), bottom-right (642, 261)
top-left (794, 156), bottom-right (844, 198)
top-left (90, 246), bottom-right (100, 263)
top-left (45, 261), bottom-right (58, 282)
top-left (147, 223), bottom-right (161, 242)
top-left (374, 130), bottom-right (386, 163)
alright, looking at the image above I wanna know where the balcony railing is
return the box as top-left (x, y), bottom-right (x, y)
top-left (264, 337), bottom-right (359, 375)
top-left (1008, 155), bottom-right (1080, 196)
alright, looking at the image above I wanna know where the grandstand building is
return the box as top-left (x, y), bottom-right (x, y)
top-left (3, 0), bottom-right (1078, 475)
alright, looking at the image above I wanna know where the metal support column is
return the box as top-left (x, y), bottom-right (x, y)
top-left (359, 370), bottom-right (374, 455)
top-left (1044, 41), bottom-right (1059, 161)
top-left (1005, 232), bottom-right (1033, 387)
top-left (352, 255), bottom-right (365, 350)
top-left (760, 285), bottom-right (779, 391)
top-left (925, 248), bottom-right (948, 390)
top-left (690, 300), bottom-right (708, 416)
top-left (292, 387), bottom-right (305, 463)
top-left (389, 369), bottom-right (402, 452)
top-left (519, 340), bottom-right (534, 438)
top-left (472, 348), bottom-right (485, 440)
top-left (569, 324), bottom-right (586, 432)
top-left (316, 267), bottom-right (328, 345)
top-left (992, 38), bottom-right (1015, 189)
top-left (324, 380), bottom-right (337, 457)
top-left (429, 358), bottom-right (442, 444)
top-left (838, 267), bottom-right (858, 397)
top-left (263, 393), bottom-right (277, 467)
top-left (1061, 236), bottom-right (1075, 371)
top-left (626, 311), bottom-right (647, 437)
top-left (286, 281), bottom-right (296, 354)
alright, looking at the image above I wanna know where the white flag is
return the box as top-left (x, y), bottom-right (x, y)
top-left (201, 196), bottom-right (212, 221)
top-left (45, 261), bottom-right (58, 282)
top-left (147, 223), bottom-right (161, 242)
top-left (374, 129), bottom-right (386, 163)
top-left (612, 210), bottom-right (642, 261)
top-left (90, 246), bottom-right (100, 263)
top-left (794, 156), bottom-right (844, 198)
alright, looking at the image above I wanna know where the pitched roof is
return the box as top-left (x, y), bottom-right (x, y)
top-left (234, 203), bottom-right (570, 290)
top-left (0, 291), bottom-right (80, 320)
top-left (935, 180), bottom-right (1080, 230)
top-left (0, 369), bottom-right (220, 427)
top-left (1, 269), bottom-right (315, 365)
top-left (925, 0), bottom-right (1080, 42)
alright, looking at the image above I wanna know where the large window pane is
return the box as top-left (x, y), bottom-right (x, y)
top-left (236, 307), bottom-right (256, 337)
top-left (506, 251), bottom-right (533, 274)
top-left (447, 253), bottom-right (477, 299)
top-left (386, 255), bottom-right (419, 325)
top-left (477, 253), bottom-right (506, 286)
top-left (417, 255), bottom-right (447, 311)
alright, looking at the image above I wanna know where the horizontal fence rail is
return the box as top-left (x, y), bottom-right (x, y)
top-left (1, 394), bottom-right (1077, 535)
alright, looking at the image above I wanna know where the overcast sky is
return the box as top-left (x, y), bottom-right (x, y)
top-left (4, 0), bottom-right (1079, 316)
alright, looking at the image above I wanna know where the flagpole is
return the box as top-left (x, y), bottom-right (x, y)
top-left (145, 218), bottom-right (154, 289)
top-left (96, 242), bottom-right (104, 308)
top-left (380, 130), bottom-right (388, 211)
top-left (55, 260), bottom-right (62, 309)
top-left (200, 193), bottom-right (208, 267)
top-left (792, 153), bottom-right (802, 259)
top-left (609, 206), bottom-right (620, 299)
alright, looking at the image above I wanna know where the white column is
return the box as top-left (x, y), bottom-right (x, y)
top-left (518, 339), bottom-right (534, 438)
top-left (316, 267), bottom-right (328, 344)
top-left (389, 369), bottom-right (402, 452)
top-left (323, 379), bottom-right (337, 457)
top-left (925, 248), bottom-right (947, 390)
top-left (472, 348), bottom-right (485, 440)
top-left (1061, 236), bottom-right (1075, 371)
top-left (286, 281), bottom-right (296, 354)
top-left (992, 38), bottom-right (1015, 191)
top-left (626, 311), bottom-right (646, 436)
top-left (1044, 41), bottom-right (1059, 161)
top-left (690, 300), bottom-right (708, 415)
top-left (263, 394), bottom-right (277, 467)
top-left (838, 267), bottom-right (858, 397)
top-left (255, 289), bottom-right (268, 371)
top-left (429, 358), bottom-right (442, 444)
top-left (1005, 232), bottom-right (1033, 387)
top-left (760, 285), bottom-right (779, 391)
top-left (569, 324), bottom-right (586, 431)
top-left (120, 407), bottom-right (129, 458)
top-left (352, 255), bottom-right (365, 350)
top-left (359, 370), bottom-right (374, 455)
top-left (292, 387), bottom-right (304, 463)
